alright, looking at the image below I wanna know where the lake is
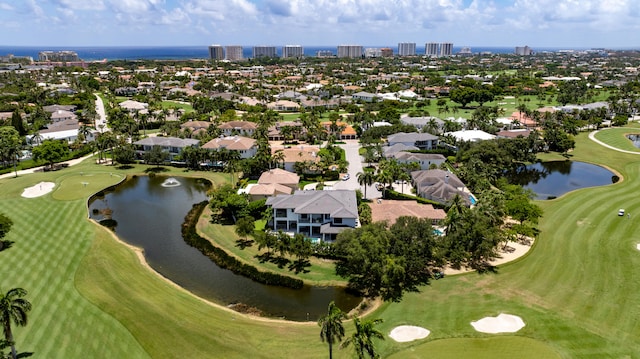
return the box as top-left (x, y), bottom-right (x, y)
top-left (88, 175), bottom-right (360, 321)
top-left (506, 161), bottom-right (617, 200)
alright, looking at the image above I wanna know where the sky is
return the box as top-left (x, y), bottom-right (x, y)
top-left (0, 0), bottom-right (639, 48)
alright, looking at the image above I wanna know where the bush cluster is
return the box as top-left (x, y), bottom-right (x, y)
top-left (182, 201), bottom-right (304, 289)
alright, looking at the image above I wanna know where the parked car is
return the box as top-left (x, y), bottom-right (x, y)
top-left (341, 174), bottom-right (350, 181)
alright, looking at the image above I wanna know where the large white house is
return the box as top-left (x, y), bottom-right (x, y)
top-left (201, 135), bottom-right (257, 159)
top-left (133, 137), bottom-right (199, 161)
top-left (387, 132), bottom-right (439, 150)
top-left (266, 190), bottom-right (358, 242)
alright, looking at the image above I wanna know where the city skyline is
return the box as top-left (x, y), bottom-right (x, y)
top-left (0, 1), bottom-right (639, 48)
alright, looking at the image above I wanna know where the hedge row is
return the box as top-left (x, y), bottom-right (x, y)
top-left (181, 201), bottom-right (304, 289)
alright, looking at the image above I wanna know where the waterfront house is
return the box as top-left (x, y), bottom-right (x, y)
top-left (266, 190), bottom-right (359, 242)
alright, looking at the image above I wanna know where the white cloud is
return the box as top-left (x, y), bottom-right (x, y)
top-left (0, 3), bottom-right (14, 11)
top-left (182, 0), bottom-right (258, 20)
top-left (52, 0), bottom-right (106, 11)
top-left (157, 7), bottom-right (190, 26)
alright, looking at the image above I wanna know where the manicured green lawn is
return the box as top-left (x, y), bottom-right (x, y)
top-left (197, 208), bottom-right (344, 285)
top-left (594, 126), bottom-right (640, 152)
top-left (388, 337), bottom-right (561, 359)
top-left (3, 128), bottom-right (640, 357)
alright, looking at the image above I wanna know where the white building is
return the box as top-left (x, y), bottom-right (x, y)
top-left (282, 45), bottom-right (304, 58)
top-left (440, 42), bottom-right (453, 57)
top-left (398, 42), bottom-right (416, 56)
top-left (208, 45), bottom-right (224, 60)
top-left (225, 46), bottom-right (244, 61)
top-left (337, 45), bottom-right (363, 58)
top-left (253, 46), bottom-right (277, 58)
top-left (266, 190), bottom-right (359, 242)
top-left (425, 43), bottom-right (439, 57)
top-left (515, 46), bottom-right (533, 56)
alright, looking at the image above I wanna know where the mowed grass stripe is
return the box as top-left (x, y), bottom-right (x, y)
top-left (0, 172), bottom-right (149, 358)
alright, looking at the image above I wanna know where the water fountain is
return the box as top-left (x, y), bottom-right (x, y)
top-left (161, 177), bottom-right (181, 187)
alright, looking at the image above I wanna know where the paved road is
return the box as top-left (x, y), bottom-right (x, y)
top-left (94, 94), bottom-right (108, 132)
top-left (332, 140), bottom-right (382, 199)
top-left (0, 154), bottom-right (95, 180)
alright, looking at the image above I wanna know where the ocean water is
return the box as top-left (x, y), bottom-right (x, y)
top-left (0, 45), bottom-right (607, 61)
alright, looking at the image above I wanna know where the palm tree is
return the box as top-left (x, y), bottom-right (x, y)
top-left (0, 288), bottom-right (31, 359)
top-left (341, 316), bottom-right (385, 359)
top-left (356, 171), bottom-right (376, 200)
top-left (318, 301), bottom-right (346, 359)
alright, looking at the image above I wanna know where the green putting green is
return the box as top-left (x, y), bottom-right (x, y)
top-left (52, 172), bottom-right (125, 201)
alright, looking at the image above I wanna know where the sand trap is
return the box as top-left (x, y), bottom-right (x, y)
top-left (389, 325), bottom-right (431, 342)
top-left (471, 313), bottom-right (525, 334)
top-left (21, 182), bottom-right (55, 198)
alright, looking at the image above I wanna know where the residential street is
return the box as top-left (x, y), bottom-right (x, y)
top-left (332, 140), bottom-right (382, 199)
top-left (94, 93), bottom-right (108, 132)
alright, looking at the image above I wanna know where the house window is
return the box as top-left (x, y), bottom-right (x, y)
top-left (275, 209), bottom-right (287, 217)
top-left (334, 217), bottom-right (343, 224)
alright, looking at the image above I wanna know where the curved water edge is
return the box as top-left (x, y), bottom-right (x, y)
top-left (87, 175), bottom-right (361, 321)
top-left (506, 160), bottom-right (617, 200)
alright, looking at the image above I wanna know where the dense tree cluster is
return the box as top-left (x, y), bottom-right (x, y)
top-left (334, 217), bottom-right (443, 302)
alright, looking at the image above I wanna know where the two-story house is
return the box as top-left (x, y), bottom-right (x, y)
top-left (133, 137), bottom-right (199, 161)
top-left (218, 120), bottom-right (257, 137)
top-left (202, 135), bottom-right (257, 159)
top-left (387, 132), bottom-right (439, 150)
top-left (265, 190), bottom-right (359, 242)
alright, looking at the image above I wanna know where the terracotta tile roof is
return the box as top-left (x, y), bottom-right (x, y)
top-left (202, 136), bottom-right (256, 150)
top-left (369, 200), bottom-right (446, 224)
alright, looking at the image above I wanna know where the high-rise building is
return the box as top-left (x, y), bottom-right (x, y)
top-left (380, 48), bottom-right (394, 57)
top-left (252, 46), bottom-right (277, 58)
top-left (439, 42), bottom-right (453, 57)
top-left (225, 46), bottom-right (244, 61)
top-left (38, 51), bottom-right (79, 62)
top-left (425, 43), bottom-right (439, 57)
top-left (282, 45), bottom-right (304, 58)
top-left (208, 45), bottom-right (224, 60)
top-left (337, 45), bottom-right (363, 58)
top-left (515, 46), bottom-right (533, 56)
top-left (398, 42), bottom-right (416, 56)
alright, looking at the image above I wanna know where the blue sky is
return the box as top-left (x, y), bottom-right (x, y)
top-left (0, 0), bottom-right (638, 48)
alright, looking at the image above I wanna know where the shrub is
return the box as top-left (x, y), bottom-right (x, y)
top-left (182, 202), bottom-right (304, 289)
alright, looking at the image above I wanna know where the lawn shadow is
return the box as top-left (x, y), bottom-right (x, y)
top-left (235, 239), bottom-right (254, 249)
top-left (0, 240), bottom-right (14, 252)
top-left (144, 167), bottom-right (169, 173)
top-left (288, 259), bottom-right (311, 274)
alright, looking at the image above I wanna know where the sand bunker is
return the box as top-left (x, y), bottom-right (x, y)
top-left (389, 325), bottom-right (431, 342)
top-left (470, 313), bottom-right (525, 334)
top-left (21, 182), bottom-right (55, 198)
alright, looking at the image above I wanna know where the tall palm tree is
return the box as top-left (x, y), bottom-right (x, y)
top-left (356, 171), bottom-right (376, 199)
top-left (0, 288), bottom-right (31, 359)
top-left (318, 301), bottom-right (346, 359)
top-left (341, 316), bottom-right (385, 359)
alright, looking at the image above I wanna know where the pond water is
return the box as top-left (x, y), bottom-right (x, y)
top-left (627, 134), bottom-right (640, 148)
top-left (506, 161), bottom-right (617, 200)
top-left (88, 175), bottom-right (360, 321)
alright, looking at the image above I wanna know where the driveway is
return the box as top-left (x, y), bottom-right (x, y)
top-left (332, 140), bottom-right (382, 199)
